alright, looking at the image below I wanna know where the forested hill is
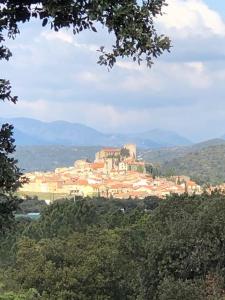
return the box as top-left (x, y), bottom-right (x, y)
top-left (15, 145), bottom-right (100, 172)
top-left (161, 144), bottom-right (225, 185)
top-left (137, 139), bottom-right (225, 185)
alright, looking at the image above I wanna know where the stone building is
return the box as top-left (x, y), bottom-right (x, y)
top-left (95, 147), bottom-right (121, 162)
top-left (124, 144), bottom-right (137, 160)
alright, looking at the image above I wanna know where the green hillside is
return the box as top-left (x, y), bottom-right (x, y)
top-left (139, 146), bottom-right (188, 164)
top-left (15, 145), bottom-right (100, 172)
top-left (140, 139), bottom-right (225, 164)
top-left (161, 144), bottom-right (225, 185)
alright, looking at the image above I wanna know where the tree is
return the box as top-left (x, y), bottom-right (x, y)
top-left (120, 148), bottom-right (130, 158)
top-left (13, 231), bottom-right (140, 299)
top-left (145, 163), bottom-right (161, 178)
top-left (0, 124), bottom-right (25, 233)
top-left (5, 195), bottom-right (225, 298)
top-left (0, 124), bottom-right (23, 193)
top-left (0, 289), bottom-right (39, 300)
top-left (157, 278), bottom-right (205, 300)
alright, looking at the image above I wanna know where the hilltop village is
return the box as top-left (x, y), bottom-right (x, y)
top-left (20, 144), bottom-right (202, 200)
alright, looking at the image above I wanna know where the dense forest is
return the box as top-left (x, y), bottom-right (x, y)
top-left (14, 146), bottom-right (100, 172)
top-left (161, 145), bottom-right (225, 185)
top-left (1, 194), bottom-right (225, 299)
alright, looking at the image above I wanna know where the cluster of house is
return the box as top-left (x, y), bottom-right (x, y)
top-left (205, 183), bottom-right (225, 194)
top-left (19, 144), bottom-right (202, 200)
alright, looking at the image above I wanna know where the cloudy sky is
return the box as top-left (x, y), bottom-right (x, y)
top-left (2, 0), bottom-right (225, 142)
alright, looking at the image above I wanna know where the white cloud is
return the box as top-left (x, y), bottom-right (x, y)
top-left (116, 61), bottom-right (145, 72)
top-left (116, 60), bottom-right (212, 92)
top-left (118, 72), bottom-right (162, 92)
top-left (158, 0), bottom-right (225, 38)
top-left (42, 31), bottom-right (74, 44)
top-left (169, 61), bottom-right (212, 89)
top-left (185, 61), bottom-right (204, 72)
top-left (1, 99), bottom-right (150, 133)
top-left (79, 104), bottom-right (152, 132)
top-left (74, 71), bottom-right (101, 83)
top-left (0, 99), bottom-right (48, 120)
top-left (41, 30), bottom-right (98, 52)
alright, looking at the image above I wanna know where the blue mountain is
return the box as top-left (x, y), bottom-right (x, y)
top-left (0, 117), bottom-right (192, 148)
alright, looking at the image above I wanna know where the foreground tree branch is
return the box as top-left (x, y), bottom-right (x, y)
top-left (0, 0), bottom-right (170, 68)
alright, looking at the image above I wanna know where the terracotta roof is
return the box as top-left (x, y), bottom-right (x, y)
top-left (64, 180), bottom-right (76, 185)
top-left (76, 179), bottom-right (88, 185)
top-left (109, 183), bottom-right (132, 189)
top-left (91, 162), bottom-right (104, 170)
top-left (102, 148), bottom-right (120, 152)
top-left (187, 180), bottom-right (198, 187)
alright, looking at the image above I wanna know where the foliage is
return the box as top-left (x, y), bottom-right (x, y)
top-left (0, 53), bottom-right (25, 231)
top-left (3, 194), bottom-right (225, 298)
top-left (14, 145), bottom-right (99, 172)
top-left (0, 289), bottom-right (39, 300)
top-left (0, 194), bottom-right (21, 234)
top-left (0, 80), bottom-right (17, 104)
top-left (0, 124), bottom-right (24, 193)
top-left (120, 148), bottom-right (130, 158)
top-left (9, 197), bottom-right (158, 299)
top-left (140, 142), bottom-right (225, 185)
top-left (157, 278), bottom-right (205, 300)
top-left (0, 0), bottom-right (170, 69)
top-left (12, 231), bottom-right (139, 299)
top-left (145, 163), bottom-right (161, 178)
top-left (16, 197), bottom-right (47, 214)
top-left (0, 124), bottom-right (24, 232)
top-left (161, 145), bottom-right (225, 185)
top-left (23, 197), bottom-right (157, 239)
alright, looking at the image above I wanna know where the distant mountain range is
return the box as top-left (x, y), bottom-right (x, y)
top-left (0, 117), bottom-right (192, 148)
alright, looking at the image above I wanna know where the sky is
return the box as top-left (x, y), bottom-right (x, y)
top-left (2, 0), bottom-right (225, 142)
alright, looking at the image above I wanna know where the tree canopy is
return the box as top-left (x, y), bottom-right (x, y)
top-left (1, 194), bottom-right (225, 299)
top-left (0, 123), bottom-right (25, 233)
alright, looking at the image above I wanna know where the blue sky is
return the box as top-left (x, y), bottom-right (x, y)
top-left (205, 1), bottom-right (225, 15)
top-left (2, 0), bottom-right (225, 142)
